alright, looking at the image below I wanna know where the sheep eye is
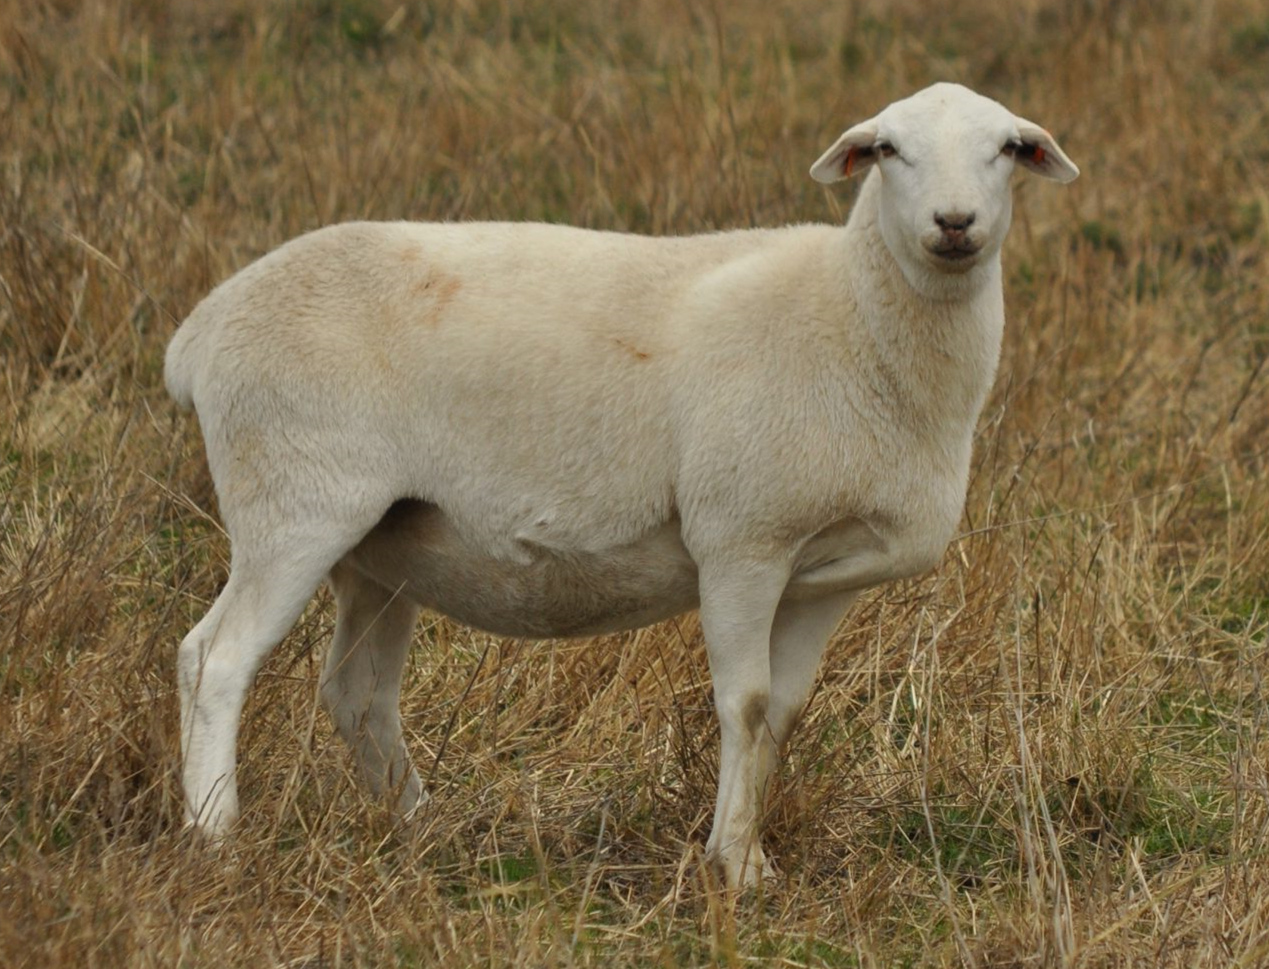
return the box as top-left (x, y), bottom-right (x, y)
top-left (876, 141), bottom-right (898, 159)
top-left (1003, 140), bottom-right (1043, 163)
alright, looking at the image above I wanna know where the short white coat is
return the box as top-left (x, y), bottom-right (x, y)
top-left (167, 82), bottom-right (1077, 888)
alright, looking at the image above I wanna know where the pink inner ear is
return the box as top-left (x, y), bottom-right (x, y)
top-left (842, 149), bottom-right (857, 178)
top-left (1034, 145), bottom-right (1047, 165)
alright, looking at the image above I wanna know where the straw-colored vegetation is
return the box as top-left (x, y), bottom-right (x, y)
top-left (2, 0), bottom-right (1268, 965)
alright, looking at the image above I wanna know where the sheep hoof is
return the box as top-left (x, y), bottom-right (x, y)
top-left (706, 841), bottom-right (777, 892)
top-left (393, 775), bottom-right (429, 825)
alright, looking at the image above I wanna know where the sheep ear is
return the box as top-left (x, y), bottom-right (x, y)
top-left (1012, 119), bottom-right (1080, 183)
top-left (809, 121), bottom-right (881, 184)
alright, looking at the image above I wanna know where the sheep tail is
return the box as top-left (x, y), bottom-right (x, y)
top-left (164, 299), bottom-right (212, 411)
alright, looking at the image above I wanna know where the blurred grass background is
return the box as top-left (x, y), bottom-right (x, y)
top-left (2, 0), bottom-right (1268, 965)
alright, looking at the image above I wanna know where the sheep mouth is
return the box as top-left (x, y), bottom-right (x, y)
top-left (924, 240), bottom-right (983, 269)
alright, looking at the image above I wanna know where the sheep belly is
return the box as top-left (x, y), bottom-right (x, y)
top-left (342, 500), bottom-right (700, 639)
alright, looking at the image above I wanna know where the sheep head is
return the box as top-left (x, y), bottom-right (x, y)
top-left (811, 83), bottom-right (1079, 295)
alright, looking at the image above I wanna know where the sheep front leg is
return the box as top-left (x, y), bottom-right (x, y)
top-left (698, 562), bottom-right (789, 889)
top-left (759, 591), bottom-right (859, 798)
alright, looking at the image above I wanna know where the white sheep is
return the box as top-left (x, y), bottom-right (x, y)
top-left (166, 82), bottom-right (1078, 889)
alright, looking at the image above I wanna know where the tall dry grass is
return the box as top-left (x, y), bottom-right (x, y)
top-left (2, 0), bottom-right (1268, 965)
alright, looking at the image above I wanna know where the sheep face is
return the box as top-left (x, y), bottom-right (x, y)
top-left (810, 83), bottom-right (1079, 297)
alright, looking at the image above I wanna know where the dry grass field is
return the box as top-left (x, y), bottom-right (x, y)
top-left (3, 0), bottom-right (1269, 965)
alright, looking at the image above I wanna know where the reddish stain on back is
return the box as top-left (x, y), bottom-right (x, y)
top-left (612, 337), bottom-right (651, 361)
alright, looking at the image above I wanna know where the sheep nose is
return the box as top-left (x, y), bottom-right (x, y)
top-left (934, 211), bottom-right (976, 232)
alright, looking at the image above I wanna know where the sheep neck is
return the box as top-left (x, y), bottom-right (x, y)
top-left (838, 173), bottom-right (1006, 447)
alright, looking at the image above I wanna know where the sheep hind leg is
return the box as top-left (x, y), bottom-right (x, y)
top-left (178, 523), bottom-right (376, 839)
top-left (320, 562), bottom-right (424, 820)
